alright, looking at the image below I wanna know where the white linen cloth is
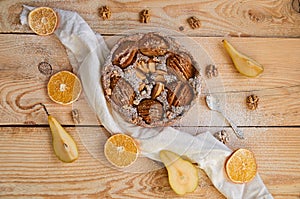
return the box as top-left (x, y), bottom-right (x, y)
top-left (21, 6), bottom-right (273, 199)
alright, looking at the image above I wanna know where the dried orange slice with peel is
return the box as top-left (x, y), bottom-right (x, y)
top-left (47, 71), bottom-right (82, 105)
top-left (225, 148), bottom-right (257, 183)
top-left (104, 134), bottom-right (139, 168)
top-left (28, 7), bottom-right (58, 36)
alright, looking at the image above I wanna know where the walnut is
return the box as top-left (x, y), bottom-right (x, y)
top-left (246, 94), bottom-right (259, 110)
top-left (71, 109), bottom-right (80, 124)
top-left (140, 9), bottom-right (150, 23)
top-left (99, 6), bottom-right (111, 20)
top-left (205, 64), bottom-right (218, 78)
top-left (187, 16), bottom-right (201, 29)
top-left (214, 130), bottom-right (229, 144)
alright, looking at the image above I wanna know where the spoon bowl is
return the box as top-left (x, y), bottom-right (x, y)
top-left (205, 95), bottom-right (244, 139)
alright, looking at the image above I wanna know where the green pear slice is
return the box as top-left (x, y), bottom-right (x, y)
top-left (223, 39), bottom-right (264, 77)
top-left (48, 115), bottom-right (79, 163)
top-left (159, 150), bottom-right (199, 195)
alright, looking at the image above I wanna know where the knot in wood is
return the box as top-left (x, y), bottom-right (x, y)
top-left (292, 0), bottom-right (300, 13)
top-left (248, 9), bottom-right (265, 22)
top-left (38, 62), bottom-right (52, 76)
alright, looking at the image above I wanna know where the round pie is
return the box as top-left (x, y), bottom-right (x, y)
top-left (101, 32), bottom-right (201, 127)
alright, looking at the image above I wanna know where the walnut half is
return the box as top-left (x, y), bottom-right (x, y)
top-left (214, 130), bottom-right (229, 144)
top-left (246, 94), bottom-right (259, 110)
top-left (99, 6), bottom-right (111, 20)
top-left (140, 9), bottom-right (150, 23)
top-left (187, 16), bottom-right (201, 29)
top-left (205, 64), bottom-right (218, 78)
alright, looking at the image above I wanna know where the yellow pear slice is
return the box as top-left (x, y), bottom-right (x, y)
top-left (222, 39), bottom-right (264, 77)
top-left (41, 104), bottom-right (78, 163)
top-left (159, 150), bottom-right (199, 195)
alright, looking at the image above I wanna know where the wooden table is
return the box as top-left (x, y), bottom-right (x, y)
top-left (0, 0), bottom-right (300, 198)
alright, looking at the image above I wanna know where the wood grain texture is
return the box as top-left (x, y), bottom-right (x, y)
top-left (0, 127), bottom-right (299, 198)
top-left (0, 1), bottom-right (300, 198)
top-left (0, 0), bottom-right (300, 37)
top-left (0, 34), bottom-right (299, 126)
top-left (0, 127), bottom-right (224, 198)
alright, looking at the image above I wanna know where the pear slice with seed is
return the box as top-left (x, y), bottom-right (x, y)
top-left (160, 150), bottom-right (199, 195)
top-left (41, 104), bottom-right (78, 163)
top-left (223, 39), bottom-right (264, 77)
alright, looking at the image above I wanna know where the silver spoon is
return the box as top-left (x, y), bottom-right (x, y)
top-left (205, 95), bottom-right (244, 139)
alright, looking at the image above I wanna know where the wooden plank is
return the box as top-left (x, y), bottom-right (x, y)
top-left (0, 127), bottom-right (299, 198)
top-left (0, 34), bottom-right (300, 126)
top-left (0, 34), bottom-right (299, 126)
top-left (0, 0), bottom-right (300, 37)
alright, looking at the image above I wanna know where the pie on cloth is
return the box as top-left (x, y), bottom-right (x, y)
top-left (21, 6), bottom-right (273, 199)
top-left (101, 32), bottom-right (201, 127)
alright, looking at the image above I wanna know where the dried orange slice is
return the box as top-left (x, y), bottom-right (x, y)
top-left (104, 134), bottom-right (138, 168)
top-left (47, 71), bottom-right (82, 105)
top-left (225, 148), bottom-right (257, 183)
top-left (28, 7), bottom-right (58, 36)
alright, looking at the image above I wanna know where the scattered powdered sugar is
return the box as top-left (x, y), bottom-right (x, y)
top-left (157, 90), bottom-right (170, 110)
top-left (123, 68), bottom-right (142, 93)
top-left (164, 74), bottom-right (177, 84)
top-left (101, 32), bottom-right (202, 127)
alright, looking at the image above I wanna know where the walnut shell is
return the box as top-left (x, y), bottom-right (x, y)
top-left (167, 53), bottom-right (197, 80)
top-left (139, 33), bottom-right (169, 56)
top-left (137, 99), bottom-right (163, 124)
top-left (113, 41), bottom-right (138, 69)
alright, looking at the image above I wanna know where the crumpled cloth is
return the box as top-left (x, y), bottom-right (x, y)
top-left (21, 5), bottom-right (273, 199)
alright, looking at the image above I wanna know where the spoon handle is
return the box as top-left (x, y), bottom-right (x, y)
top-left (223, 114), bottom-right (244, 139)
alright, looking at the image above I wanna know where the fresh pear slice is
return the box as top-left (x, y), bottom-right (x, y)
top-left (222, 39), bottom-right (264, 77)
top-left (41, 104), bottom-right (78, 163)
top-left (159, 150), bottom-right (199, 195)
